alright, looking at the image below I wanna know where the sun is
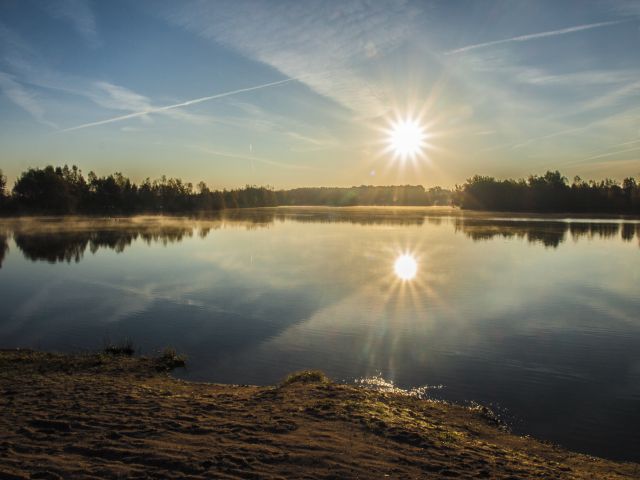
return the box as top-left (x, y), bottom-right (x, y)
top-left (387, 119), bottom-right (426, 160)
top-left (394, 254), bottom-right (418, 281)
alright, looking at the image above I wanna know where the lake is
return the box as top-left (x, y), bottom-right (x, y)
top-left (0, 208), bottom-right (639, 461)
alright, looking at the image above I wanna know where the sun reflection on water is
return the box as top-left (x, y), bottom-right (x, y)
top-left (355, 375), bottom-right (443, 399)
top-left (394, 253), bottom-right (418, 280)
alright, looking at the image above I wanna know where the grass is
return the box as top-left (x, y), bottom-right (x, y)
top-left (155, 347), bottom-right (186, 371)
top-left (281, 370), bottom-right (330, 386)
top-left (103, 339), bottom-right (135, 356)
top-left (2, 349), bottom-right (638, 479)
top-left (101, 339), bottom-right (185, 371)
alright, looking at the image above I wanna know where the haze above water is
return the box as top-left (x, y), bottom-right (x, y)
top-left (0, 208), bottom-right (639, 461)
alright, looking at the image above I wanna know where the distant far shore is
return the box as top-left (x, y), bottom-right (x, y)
top-left (0, 165), bottom-right (638, 215)
top-left (1, 348), bottom-right (638, 479)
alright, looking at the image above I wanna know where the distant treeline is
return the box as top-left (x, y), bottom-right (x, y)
top-left (455, 171), bottom-right (640, 213)
top-left (276, 185), bottom-right (451, 207)
top-left (0, 165), bottom-right (638, 214)
top-left (0, 165), bottom-right (451, 215)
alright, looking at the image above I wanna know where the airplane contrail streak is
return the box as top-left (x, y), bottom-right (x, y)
top-left (61, 77), bottom-right (299, 132)
top-left (445, 20), bottom-right (625, 55)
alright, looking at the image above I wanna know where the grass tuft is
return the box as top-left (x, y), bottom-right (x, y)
top-left (281, 370), bottom-right (330, 386)
top-left (103, 339), bottom-right (135, 356)
top-left (155, 347), bottom-right (186, 371)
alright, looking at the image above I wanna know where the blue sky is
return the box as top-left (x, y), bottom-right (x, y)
top-left (0, 0), bottom-right (638, 188)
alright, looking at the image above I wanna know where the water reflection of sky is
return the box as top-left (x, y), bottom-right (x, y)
top-left (0, 210), bottom-right (639, 461)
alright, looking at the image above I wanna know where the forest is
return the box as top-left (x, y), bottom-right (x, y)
top-left (0, 165), bottom-right (450, 214)
top-left (0, 165), bottom-right (638, 214)
top-left (456, 170), bottom-right (640, 213)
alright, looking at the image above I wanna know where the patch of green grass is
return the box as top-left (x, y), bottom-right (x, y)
top-left (281, 370), bottom-right (330, 386)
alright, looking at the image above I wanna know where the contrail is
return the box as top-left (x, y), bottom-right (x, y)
top-left (61, 77), bottom-right (299, 132)
top-left (192, 145), bottom-right (317, 171)
top-left (534, 140), bottom-right (640, 170)
top-left (445, 20), bottom-right (625, 55)
top-left (582, 146), bottom-right (640, 162)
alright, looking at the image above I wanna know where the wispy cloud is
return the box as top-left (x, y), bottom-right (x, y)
top-left (91, 81), bottom-right (151, 111)
top-left (1, 21), bottom-right (298, 132)
top-left (42, 0), bottom-right (99, 45)
top-left (285, 131), bottom-right (325, 146)
top-left (191, 145), bottom-right (317, 171)
top-left (445, 20), bottom-right (625, 55)
top-left (582, 80), bottom-right (640, 110)
top-left (0, 71), bottom-right (57, 128)
top-left (549, 139), bottom-right (640, 170)
top-left (61, 77), bottom-right (299, 132)
top-left (86, 81), bottom-right (213, 126)
top-left (161, 0), bottom-right (419, 116)
top-left (445, 28), bottom-right (640, 162)
top-left (512, 68), bottom-right (638, 87)
top-left (481, 107), bottom-right (640, 154)
top-left (582, 146), bottom-right (640, 162)
top-left (227, 100), bottom-right (339, 149)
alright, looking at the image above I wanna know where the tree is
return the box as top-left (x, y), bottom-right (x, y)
top-left (13, 166), bottom-right (82, 213)
top-left (456, 171), bottom-right (639, 213)
top-left (0, 169), bottom-right (6, 197)
top-left (1, 164), bottom-right (637, 215)
top-left (0, 169), bottom-right (6, 211)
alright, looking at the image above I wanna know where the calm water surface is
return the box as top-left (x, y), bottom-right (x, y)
top-left (0, 208), bottom-right (639, 461)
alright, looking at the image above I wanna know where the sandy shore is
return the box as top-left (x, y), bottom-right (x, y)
top-left (0, 349), bottom-right (638, 479)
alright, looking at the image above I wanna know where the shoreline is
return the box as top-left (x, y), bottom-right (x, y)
top-left (1, 349), bottom-right (638, 479)
top-left (2, 205), bottom-right (640, 221)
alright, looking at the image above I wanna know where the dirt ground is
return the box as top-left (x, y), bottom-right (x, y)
top-left (0, 349), bottom-right (638, 479)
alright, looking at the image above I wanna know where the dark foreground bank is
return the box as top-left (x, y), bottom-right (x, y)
top-left (0, 350), bottom-right (638, 479)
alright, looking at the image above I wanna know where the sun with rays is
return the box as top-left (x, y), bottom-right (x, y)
top-left (388, 119), bottom-right (426, 159)
top-left (371, 104), bottom-right (445, 181)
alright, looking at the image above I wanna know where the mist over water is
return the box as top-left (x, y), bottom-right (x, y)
top-left (0, 208), bottom-right (639, 461)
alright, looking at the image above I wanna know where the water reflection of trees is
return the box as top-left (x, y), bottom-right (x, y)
top-left (2, 213), bottom-right (638, 265)
top-left (0, 234), bottom-right (8, 269)
top-left (455, 219), bottom-right (639, 248)
top-left (12, 226), bottom-right (196, 264)
top-left (6, 213), bottom-right (429, 264)
top-left (621, 223), bottom-right (636, 242)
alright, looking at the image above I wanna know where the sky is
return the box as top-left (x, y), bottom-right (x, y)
top-left (0, 0), bottom-right (639, 189)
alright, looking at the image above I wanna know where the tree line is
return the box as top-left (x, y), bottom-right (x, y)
top-left (455, 170), bottom-right (640, 213)
top-left (0, 165), bottom-right (638, 214)
top-left (0, 165), bottom-right (451, 214)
